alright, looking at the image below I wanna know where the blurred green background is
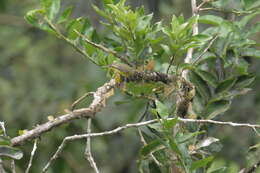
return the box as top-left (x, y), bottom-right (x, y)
top-left (0, 0), bottom-right (259, 172)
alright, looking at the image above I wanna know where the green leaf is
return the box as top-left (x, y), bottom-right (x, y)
top-left (92, 4), bottom-right (108, 19)
top-left (25, 9), bottom-right (55, 33)
top-left (199, 15), bottom-right (223, 26)
top-left (155, 100), bottom-right (169, 118)
top-left (192, 94), bottom-right (205, 115)
top-left (160, 44), bottom-right (171, 55)
top-left (194, 52), bottom-right (217, 64)
top-left (41, 0), bottom-right (61, 21)
top-left (215, 78), bottom-right (237, 93)
top-left (191, 156), bottom-right (214, 171)
top-left (246, 22), bottom-right (260, 36)
top-left (211, 88), bottom-right (252, 102)
top-left (168, 138), bottom-right (181, 155)
top-left (208, 167), bottom-right (227, 173)
top-left (0, 136), bottom-right (11, 146)
top-left (25, 9), bottom-right (44, 26)
top-left (177, 131), bottom-right (205, 143)
top-left (233, 74), bottom-right (255, 89)
top-left (58, 6), bottom-right (73, 24)
top-left (241, 48), bottom-right (260, 58)
top-left (236, 12), bottom-right (260, 28)
top-left (194, 69), bottom-right (218, 87)
top-left (204, 100), bottom-right (231, 119)
top-left (243, 0), bottom-right (260, 10)
top-left (0, 146), bottom-right (23, 160)
top-left (188, 71), bottom-right (211, 101)
top-left (140, 139), bottom-right (163, 157)
top-left (163, 118), bottom-right (178, 129)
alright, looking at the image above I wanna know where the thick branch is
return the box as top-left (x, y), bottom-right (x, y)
top-left (11, 79), bottom-right (116, 146)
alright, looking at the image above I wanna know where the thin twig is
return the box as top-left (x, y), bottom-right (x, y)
top-left (84, 119), bottom-right (99, 173)
top-left (25, 139), bottom-right (38, 173)
top-left (74, 30), bottom-right (133, 67)
top-left (0, 158), bottom-right (6, 173)
top-left (197, 0), bottom-right (211, 10)
top-left (11, 160), bottom-right (16, 173)
top-left (199, 8), bottom-right (253, 15)
top-left (44, 18), bottom-right (98, 66)
top-left (0, 122), bottom-right (7, 136)
top-left (71, 92), bottom-right (94, 111)
top-left (138, 128), bottom-right (162, 166)
top-left (41, 117), bottom-right (260, 172)
top-left (192, 34), bottom-right (218, 65)
top-left (166, 55), bottom-right (175, 74)
top-left (182, 0), bottom-right (199, 78)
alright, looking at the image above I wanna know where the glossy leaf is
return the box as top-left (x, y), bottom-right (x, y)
top-left (236, 12), bottom-right (260, 28)
top-left (191, 156), bottom-right (214, 171)
top-left (198, 15), bottom-right (223, 26)
top-left (41, 0), bottom-right (61, 21)
top-left (177, 131), bottom-right (205, 144)
top-left (215, 78), bottom-right (237, 93)
top-left (25, 9), bottom-right (54, 33)
top-left (208, 167), bottom-right (227, 173)
top-left (0, 136), bottom-right (11, 146)
top-left (155, 100), bottom-right (169, 118)
top-left (241, 48), bottom-right (260, 58)
top-left (163, 118), bottom-right (178, 129)
top-left (233, 74), bottom-right (255, 89)
top-left (194, 69), bottom-right (218, 87)
top-left (0, 146), bottom-right (23, 160)
top-left (58, 6), bottom-right (73, 24)
top-left (140, 139), bottom-right (163, 157)
top-left (189, 71), bottom-right (211, 101)
top-left (204, 100), bottom-right (231, 119)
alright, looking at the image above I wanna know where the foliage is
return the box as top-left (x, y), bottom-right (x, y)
top-left (0, 0), bottom-right (260, 172)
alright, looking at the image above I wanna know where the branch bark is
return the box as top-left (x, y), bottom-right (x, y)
top-left (11, 79), bottom-right (117, 146)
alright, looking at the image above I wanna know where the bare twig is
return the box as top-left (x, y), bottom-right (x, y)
top-left (11, 160), bottom-right (16, 173)
top-left (166, 55), bottom-right (175, 74)
top-left (11, 70), bottom-right (187, 146)
top-left (138, 128), bottom-right (162, 166)
top-left (44, 18), bottom-right (99, 66)
top-left (84, 119), bottom-right (99, 173)
top-left (192, 34), bottom-right (218, 65)
top-left (197, 0), bottom-right (211, 10)
top-left (25, 139), bottom-right (38, 173)
top-left (71, 92), bottom-right (94, 111)
top-left (41, 117), bottom-right (260, 172)
top-left (0, 122), bottom-right (6, 136)
top-left (183, 0), bottom-right (199, 79)
top-left (199, 8), bottom-right (253, 15)
top-left (74, 30), bottom-right (133, 67)
top-left (0, 158), bottom-right (6, 173)
top-left (11, 79), bottom-right (116, 146)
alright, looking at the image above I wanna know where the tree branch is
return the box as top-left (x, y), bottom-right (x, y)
top-left (25, 139), bottom-right (38, 173)
top-left (41, 117), bottom-right (260, 172)
top-left (74, 30), bottom-right (133, 67)
top-left (11, 79), bottom-right (117, 146)
top-left (183, 0), bottom-right (199, 78)
top-left (84, 119), bottom-right (99, 173)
